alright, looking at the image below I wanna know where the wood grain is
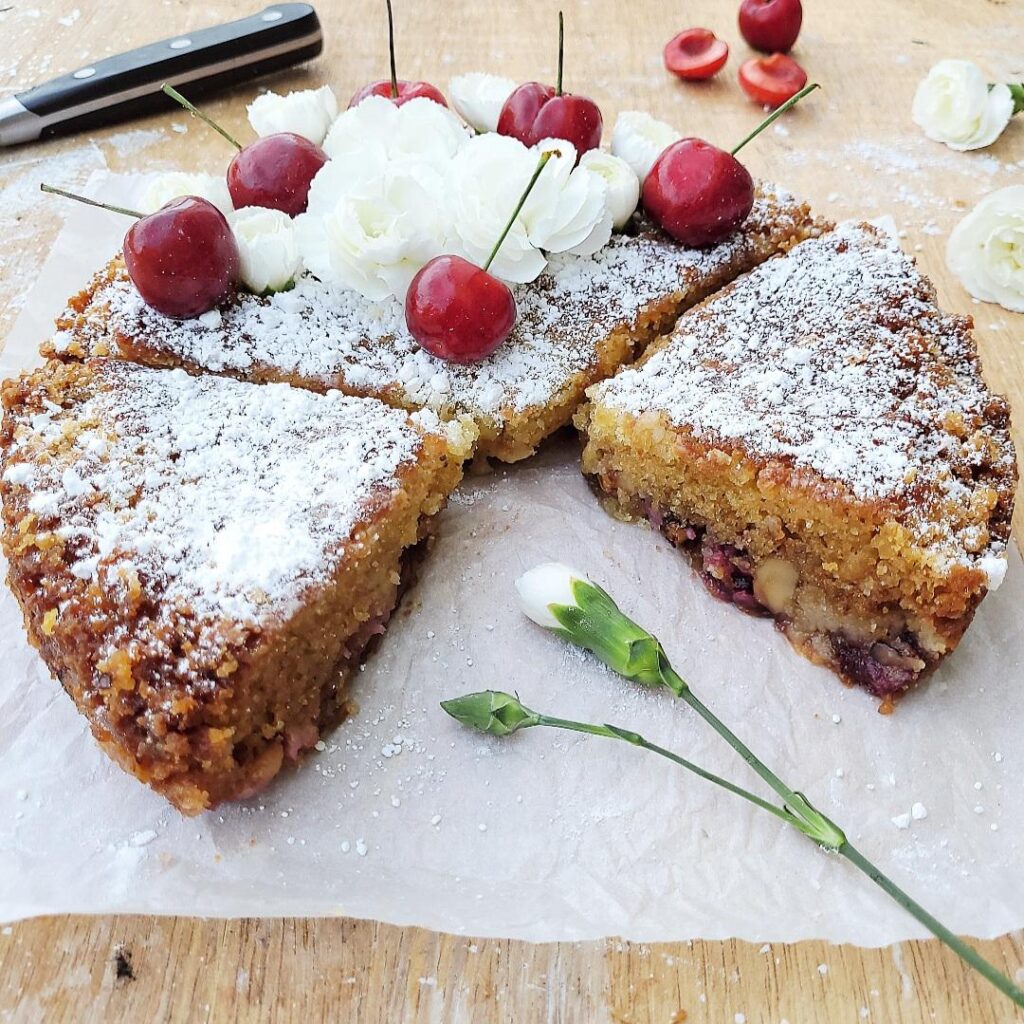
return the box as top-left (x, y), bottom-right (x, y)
top-left (1, 0), bottom-right (1022, 1021)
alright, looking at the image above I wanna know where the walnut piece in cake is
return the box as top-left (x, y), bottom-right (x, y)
top-left (0, 359), bottom-right (474, 812)
top-left (46, 184), bottom-right (820, 462)
top-left (579, 223), bottom-right (1017, 704)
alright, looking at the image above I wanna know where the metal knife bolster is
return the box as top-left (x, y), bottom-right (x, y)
top-left (0, 3), bottom-right (322, 147)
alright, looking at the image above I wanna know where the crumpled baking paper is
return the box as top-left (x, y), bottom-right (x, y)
top-left (0, 174), bottom-right (1021, 944)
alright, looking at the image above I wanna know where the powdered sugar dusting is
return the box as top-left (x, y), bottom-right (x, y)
top-left (1, 362), bottom-right (439, 669)
top-left (592, 222), bottom-right (1016, 568)
top-left (73, 185), bottom-right (812, 427)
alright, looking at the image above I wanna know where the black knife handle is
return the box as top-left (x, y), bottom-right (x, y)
top-left (11, 4), bottom-right (322, 143)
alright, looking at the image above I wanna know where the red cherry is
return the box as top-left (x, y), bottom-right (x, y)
top-left (738, 0), bottom-right (803, 53)
top-left (123, 197), bottom-right (239, 319)
top-left (663, 28), bottom-right (730, 80)
top-left (642, 139), bottom-right (754, 248)
top-left (738, 54), bottom-right (808, 108)
top-left (531, 94), bottom-right (603, 156)
top-left (227, 132), bottom-right (327, 217)
top-left (404, 255), bottom-right (516, 363)
top-left (497, 83), bottom-right (602, 157)
top-left (496, 82), bottom-right (556, 144)
top-left (349, 78), bottom-right (448, 108)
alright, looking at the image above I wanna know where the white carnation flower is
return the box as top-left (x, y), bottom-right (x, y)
top-left (610, 111), bottom-right (681, 182)
top-left (947, 185), bottom-right (1024, 312)
top-left (448, 133), bottom-right (547, 284)
top-left (449, 72), bottom-right (516, 133)
top-left (296, 157), bottom-right (449, 301)
top-left (578, 150), bottom-right (640, 230)
top-left (141, 172), bottom-right (233, 216)
top-left (247, 85), bottom-right (339, 145)
top-left (912, 60), bottom-right (1014, 151)
top-left (515, 563), bottom-right (591, 631)
top-left (229, 207), bottom-right (302, 295)
top-left (523, 139), bottom-right (612, 256)
top-left (323, 93), bottom-right (469, 169)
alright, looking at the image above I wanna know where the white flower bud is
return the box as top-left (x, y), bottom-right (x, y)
top-left (229, 207), bottom-right (303, 295)
top-left (947, 185), bottom-right (1024, 312)
top-left (247, 85), bottom-right (339, 145)
top-left (578, 151), bottom-right (640, 230)
top-left (141, 172), bottom-right (233, 216)
top-left (449, 72), bottom-right (517, 133)
top-left (610, 111), bottom-right (681, 183)
top-left (515, 563), bottom-right (589, 630)
top-left (911, 60), bottom-right (1013, 152)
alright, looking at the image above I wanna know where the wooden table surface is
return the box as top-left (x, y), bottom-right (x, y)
top-left (1, 0), bottom-right (1021, 1021)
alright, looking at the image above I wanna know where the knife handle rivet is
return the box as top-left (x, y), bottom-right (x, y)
top-left (72, 67), bottom-right (96, 79)
top-left (169, 38), bottom-right (193, 49)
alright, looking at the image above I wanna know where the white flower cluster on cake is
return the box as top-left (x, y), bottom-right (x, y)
top-left (145, 79), bottom-right (655, 304)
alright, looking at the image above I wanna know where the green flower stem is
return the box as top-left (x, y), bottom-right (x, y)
top-left (839, 843), bottom-right (1024, 1008)
top-left (536, 714), bottom-right (797, 826)
top-left (483, 151), bottom-right (553, 273)
top-left (660, 665), bottom-right (843, 848)
top-left (39, 183), bottom-right (143, 220)
top-left (161, 83), bottom-right (242, 150)
top-left (731, 82), bottom-right (820, 156)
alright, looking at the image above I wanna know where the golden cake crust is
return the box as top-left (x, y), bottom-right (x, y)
top-left (1, 359), bottom-right (473, 812)
top-left (581, 223), bottom-right (1017, 702)
top-left (45, 184), bottom-right (822, 462)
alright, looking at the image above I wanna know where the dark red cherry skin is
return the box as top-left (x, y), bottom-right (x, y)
top-left (642, 138), bottom-right (754, 248)
top-left (738, 0), bottom-right (803, 53)
top-left (123, 196), bottom-right (239, 319)
top-left (497, 82), bottom-right (602, 157)
top-left (497, 82), bottom-right (556, 143)
top-left (227, 133), bottom-right (328, 217)
top-left (531, 94), bottom-right (603, 157)
top-left (349, 79), bottom-right (448, 108)
top-left (405, 255), bottom-right (516, 364)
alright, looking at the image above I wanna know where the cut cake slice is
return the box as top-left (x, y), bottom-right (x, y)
top-left (579, 223), bottom-right (1017, 704)
top-left (0, 359), bottom-right (474, 812)
top-left (46, 184), bottom-right (820, 462)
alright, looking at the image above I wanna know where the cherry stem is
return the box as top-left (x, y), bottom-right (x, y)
top-left (556, 10), bottom-right (564, 96)
top-left (731, 82), bottom-right (820, 156)
top-left (385, 0), bottom-right (398, 98)
top-left (483, 151), bottom-right (553, 273)
top-left (161, 83), bottom-right (242, 151)
top-left (40, 183), bottom-right (142, 219)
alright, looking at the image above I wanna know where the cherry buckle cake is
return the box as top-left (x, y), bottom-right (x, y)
top-left (46, 184), bottom-right (818, 463)
top-left (0, 359), bottom-right (474, 812)
top-left (579, 223), bottom-right (1017, 704)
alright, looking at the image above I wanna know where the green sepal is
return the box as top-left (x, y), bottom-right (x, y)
top-left (1009, 83), bottom-right (1024, 117)
top-left (440, 690), bottom-right (540, 737)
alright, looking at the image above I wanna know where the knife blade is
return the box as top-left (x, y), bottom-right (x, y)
top-left (0, 3), bottom-right (323, 147)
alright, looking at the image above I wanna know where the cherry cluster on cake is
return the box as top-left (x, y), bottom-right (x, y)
top-left (41, 0), bottom-right (818, 367)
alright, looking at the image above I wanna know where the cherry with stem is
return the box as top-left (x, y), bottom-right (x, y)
top-left (161, 83), bottom-right (327, 217)
top-left (643, 82), bottom-right (819, 247)
top-left (405, 151), bottom-right (555, 364)
top-left (40, 182), bottom-right (239, 319)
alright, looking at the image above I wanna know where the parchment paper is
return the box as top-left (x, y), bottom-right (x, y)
top-left (1, 174), bottom-right (1021, 944)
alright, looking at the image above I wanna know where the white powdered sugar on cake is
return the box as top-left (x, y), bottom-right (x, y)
top-left (591, 221), bottom-right (1015, 569)
top-left (79, 186), bottom-right (809, 425)
top-left (2, 362), bottom-right (432, 636)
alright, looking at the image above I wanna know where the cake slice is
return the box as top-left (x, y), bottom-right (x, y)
top-left (0, 359), bottom-right (474, 812)
top-left (46, 184), bottom-right (820, 462)
top-left (579, 223), bottom-right (1017, 704)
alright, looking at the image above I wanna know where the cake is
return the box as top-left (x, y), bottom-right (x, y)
top-left (45, 184), bottom-right (820, 462)
top-left (579, 223), bottom-right (1017, 704)
top-left (0, 358), bottom-right (474, 812)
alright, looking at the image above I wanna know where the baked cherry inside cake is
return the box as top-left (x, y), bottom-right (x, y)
top-left (46, 184), bottom-right (819, 462)
top-left (0, 359), bottom-right (474, 812)
top-left (579, 223), bottom-right (1017, 704)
